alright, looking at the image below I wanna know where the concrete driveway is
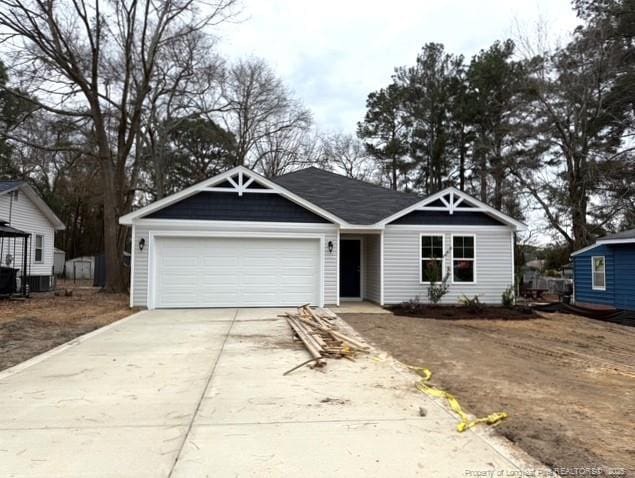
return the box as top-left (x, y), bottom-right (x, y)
top-left (0, 309), bottom-right (541, 477)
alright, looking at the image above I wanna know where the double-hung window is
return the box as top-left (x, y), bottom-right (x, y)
top-left (452, 235), bottom-right (475, 283)
top-left (420, 235), bottom-right (444, 283)
top-left (592, 256), bottom-right (605, 290)
top-left (34, 234), bottom-right (43, 263)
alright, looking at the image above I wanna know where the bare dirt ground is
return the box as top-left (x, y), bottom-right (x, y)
top-left (341, 311), bottom-right (635, 477)
top-left (0, 286), bottom-right (133, 371)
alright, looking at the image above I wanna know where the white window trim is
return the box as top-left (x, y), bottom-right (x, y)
top-left (451, 233), bottom-right (477, 284)
top-left (34, 234), bottom-right (44, 264)
top-left (591, 255), bottom-right (606, 291)
top-left (419, 234), bottom-right (445, 285)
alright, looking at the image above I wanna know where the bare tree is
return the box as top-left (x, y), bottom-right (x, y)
top-left (141, 31), bottom-right (225, 199)
top-left (0, 0), bottom-right (238, 291)
top-left (253, 126), bottom-right (321, 178)
top-left (219, 58), bottom-right (312, 167)
top-left (321, 132), bottom-right (375, 181)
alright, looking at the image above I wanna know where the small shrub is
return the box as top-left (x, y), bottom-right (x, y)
top-left (501, 287), bottom-right (515, 308)
top-left (427, 272), bottom-right (450, 304)
top-left (401, 296), bottom-right (422, 313)
top-left (423, 250), bottom-right (451, 304)
top-left (460, 295), bottom-right (484, 314)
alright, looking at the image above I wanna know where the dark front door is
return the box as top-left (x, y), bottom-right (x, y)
top-left (340, 239), bottom-right (361, 297)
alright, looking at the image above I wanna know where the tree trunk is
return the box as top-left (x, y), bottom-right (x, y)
top-left (459, 131), bottom-right (465, 191)
top-left (567, 151), bottom-right (591, 251)
top-left (478, 151), bottom-right (487, 202)
top-left (101, 159), bottom-right (126, 292)
top-left (570, 177), bottom-right (590, 250)
top-left (493, 157), bottom-right (503, 210)
top-left (391, 155), bottom-right (397, 190)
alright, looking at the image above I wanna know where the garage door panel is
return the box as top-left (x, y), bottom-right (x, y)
top-left (153, 237), bottom-right (320, 308)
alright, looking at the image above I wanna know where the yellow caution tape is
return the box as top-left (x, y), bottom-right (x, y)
top-left (408, 365), bottom-right (508, 432)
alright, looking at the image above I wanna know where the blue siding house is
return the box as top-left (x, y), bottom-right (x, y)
top-left (571, 229), bottom-right (635, 311)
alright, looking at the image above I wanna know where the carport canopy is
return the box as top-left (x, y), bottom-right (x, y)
top-left (0, 220), bottom-right (30, 297)
top-left (0, 220), bottom-right (29, 238)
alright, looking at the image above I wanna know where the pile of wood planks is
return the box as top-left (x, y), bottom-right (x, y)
top-left (283, 305), bottom-right (370, 371)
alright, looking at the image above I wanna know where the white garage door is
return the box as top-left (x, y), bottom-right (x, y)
top-left (153, 236), bottom-right (321, 308)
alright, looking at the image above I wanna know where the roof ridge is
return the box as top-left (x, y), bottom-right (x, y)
top-left (274, 166), bottom-right (421, 199)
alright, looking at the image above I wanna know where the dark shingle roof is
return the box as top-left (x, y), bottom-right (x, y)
top-left (0, 180), bottom-right (23, 194)
top-left (272, 167), bottom-right (421, 224)
top-left (601, 229), bottom-right (635, 241)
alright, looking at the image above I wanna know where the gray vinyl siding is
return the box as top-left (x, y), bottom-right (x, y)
top-left (0, 191), bottom-right (56, 277)
top-left (383, 226), bottom-right (514, 305)
top-left (364, 234), bottom-right (381, 303)
top-left (131, 222), bottom-right (337, 308)
top-left (323, 229), bottom-right (337, 305)
top-left (132, 225), bottom-right (149, 308)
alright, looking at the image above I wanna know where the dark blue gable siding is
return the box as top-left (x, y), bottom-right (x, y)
top-left (146, 192), bottom-right (330, 223)
top-left (613, 244), bottom-right (635, 310)
top-left (389, 210), bottom-right (505, 226)
top-left (573, 244), bottom-right (615, 307)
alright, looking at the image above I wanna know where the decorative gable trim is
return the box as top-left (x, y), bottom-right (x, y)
top-left (378, 187), bottom-right (527, 231)
top-left (204, 169), bottom-right (278, 196)
top-left (119, 166), bottom-right (347, 225)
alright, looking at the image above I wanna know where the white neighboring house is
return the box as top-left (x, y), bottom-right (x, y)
top-left (0, 180), bottom-right (66, 291)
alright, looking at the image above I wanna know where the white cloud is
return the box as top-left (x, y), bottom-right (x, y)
top-left (216, 0), bottom-right (579, 132)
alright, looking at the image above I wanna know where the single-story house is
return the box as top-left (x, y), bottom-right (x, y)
top-left (571, 229), bottom-right (635, 311)
top-left (119, 166), bottom-right (526, 309)
top-left (0, 180), bottom-right (65, 292)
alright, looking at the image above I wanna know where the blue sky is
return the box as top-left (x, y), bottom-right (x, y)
top-left (217, 0), bottom-right (579, 134)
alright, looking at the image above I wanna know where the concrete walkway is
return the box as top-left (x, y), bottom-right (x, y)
top-left (328, 300), bottom-right (387, 314)
top-left (0, 309), bottom-right (542, 477)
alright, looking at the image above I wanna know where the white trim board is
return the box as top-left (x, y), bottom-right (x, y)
top-left (130, 223), bottom-right (136, 308)
top-left (597, 238), bottom-right (635, 246)
top-left (570, 243), bottom-right (600, 257)
top-left (510, 231), bottom-right (516, 300)
top-left (336, 229), bottom-right (341, 306)
top-left (133, 219), bottom-right (338, 231)
top-left (386, 225), bottom-right (514, 232)
top-left (379, 231), bottom-right (385, 306)
top-left (571, 237), bottom-right (635, 257)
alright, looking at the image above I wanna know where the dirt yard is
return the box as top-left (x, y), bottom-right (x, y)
top-left (342, 311), bottom-right (635, 477)
top-left (0, 287), bottom-right (133, 371)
